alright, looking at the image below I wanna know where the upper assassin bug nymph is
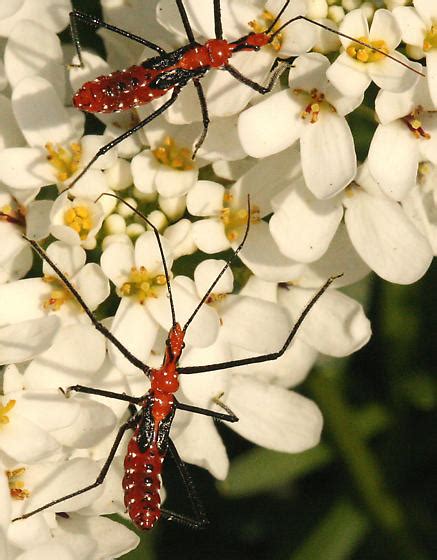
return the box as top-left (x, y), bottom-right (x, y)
top-left (66, 0), bottom-right (423, 190)
top-left (11, 194), bottom-right (340, 530)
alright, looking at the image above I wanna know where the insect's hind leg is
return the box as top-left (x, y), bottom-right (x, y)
top-left (62, 385), bottom-right (142, 405)
top-left (175, 397), bottom-right (238, 423)
top-left (163, 439), bottom-right (209, 529)
top-left (12, 419), bottom-right (134, 522)
top-left (69, 10), bottom-right (166, 67)
top-left (224, 59), bottom-right (291, 95)
top-left (192, 79), bottom-right (210, 159)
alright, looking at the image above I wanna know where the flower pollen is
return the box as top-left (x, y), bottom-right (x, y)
top-left (119, 266), bottom-right (167, 304)
top-left (42, 275), bottom-right (74, 311)
top-left (0, 400), bottom-right (15, 426)
top-left (220, 192), bottom-right (261, 241)
top-left (46, 142), bottom-right (82, 182)
top-left (249, 9), bottom-right (282, 51)
top-left (0, 203), bottom-right (26, 227)
top-left (346, 37), bottom-right (389, 63)
top-left (152, 136), bottom-right (194, 170)
top-left (64, 205), bottom-right (93, 239)
top-left (402, 108), bottom-right (431, 139)
top-left (294, 89), bottom-right (335, 123)
top-left (7, 468), bottom-right (30, 500)
top-left (423, 24), bottom-right (437, 52)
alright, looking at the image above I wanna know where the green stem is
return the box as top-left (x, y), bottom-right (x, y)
top-left (308, 369), bottom-right (429, 560)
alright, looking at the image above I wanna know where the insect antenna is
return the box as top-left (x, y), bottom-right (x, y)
top-left (183, 196), bottom-right (251, 333)
top-left (96, 193), bottom-right (177, 327)
top-left (265, 0), bottom-right (291, 34)
top-left (270, 15), bottom-right (425, 77)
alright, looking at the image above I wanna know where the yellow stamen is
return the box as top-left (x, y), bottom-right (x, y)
top-left (152, 136), bottom-right (194, 170)
top-left (346, 37), bottom-right (389, 63)
top-left (249, 9), bottom-right (282, 52)
top-left (7, 468), bottom-right (30, 500)
top-left (220, 194), bottom-right (261, 242)
top-left (119, 266), bottom-right (167, 304)
top-left (423, 24), bottom-right (437, 52)
top-left (0, 400), bottom-right (16, 426)
top-left (42, 275), bottom-right (74, 311)
top-left (45, 142), bottom-right (82, 182)
top-left (402, 107), bottom-right (431, 140)
top-left (64, 205), bottom-right (93, 240)
top-left (294, 88), bottom-right (335, 123)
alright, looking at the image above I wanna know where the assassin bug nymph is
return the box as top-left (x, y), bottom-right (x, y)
top-left (66, 0), bottom-right (422, 190)
top-left (11, 194), bottom-right (338, 530)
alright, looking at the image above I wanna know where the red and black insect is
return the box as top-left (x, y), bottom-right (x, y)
top-left (67, 0), bottom-right (414, 190)
top-left (11, 195), bottom-right (337, 530)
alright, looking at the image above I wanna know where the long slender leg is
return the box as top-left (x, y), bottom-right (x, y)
top-left (191, 78), bottom-right (210, 159)
top-left (175, 0), bottom-right (195, 43)
top-left (64, 385), bottom-right (142, 405)
top-left (224, 60), bottom-right (290, 95)
top-left (25, 238), bottom-right (149, 374)
top-left (64, 87), bottom-right (181, 192)
top-left (12, 420), bottom-right (134, 521)
top-left (163, 439), bottom-right (208, 529)
top-left (213, 0), bottom-right (223, 40)
top-left (179, 275), bottom-right (341, 374)
top-left (175, 400), bottom-right (238, 423)
top-left (70, 10), bottom-right (165, 67)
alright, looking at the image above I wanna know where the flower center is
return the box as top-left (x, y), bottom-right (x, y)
top-left (152, 136), bottom-right (194, 170)
top-left (64, 205), bottom-right (93, 239)
top-left (346, 36), bottom-right (389, 63)
top-left (423, 24), bottom-right (437, 51)
top-left (119, 266), bottom-right (167, 304)
top-left (0, 203), bottom-right (26, 226)
top-left (0, 399), bottom-right (15, 426)
top-left (249, 9), bottom-right (282, 51)
top-left (294, 88), bottom-right (335, 123)
top-left (46, 142), bottom-right (82, 182)
top-left (402, 107), bottom-right (431, 139)
top-left (220, 192), bottom-right (261, 242)
top-left (7, 468), bottom-right (30, 500)
top-left (42, 275), bottom-right (74, 311)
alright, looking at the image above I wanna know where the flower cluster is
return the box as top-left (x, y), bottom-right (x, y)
top-left (0, 0), bottom-right (435, 557)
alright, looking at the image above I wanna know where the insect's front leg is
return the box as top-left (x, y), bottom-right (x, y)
top-left (61, 385), bottom-right (142, 404)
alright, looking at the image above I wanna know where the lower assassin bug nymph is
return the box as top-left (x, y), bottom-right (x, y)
top-left (11, 195), bottom-right (339, 530)
top-left (66, 0), bottom-right (421, 190)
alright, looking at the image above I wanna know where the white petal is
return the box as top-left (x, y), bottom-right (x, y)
top-left (12, 77), bottom-right (73, 147)
top-left (131, 150), bottom-right (159, 194)
top-left (414, 0), bottom-right (437, 24)
top-left (238, 221), bottom-right (304, 282)
top-left (338, 9), bottom-right (369, 50)
top-left (0, 94), bottom-right (24, 149)
top-left (0, 0), bottom-right (70, 36)
top-left (194, 259), bottom-right (234, 296)
top-left (368, 121), bottom-right (419, 200)
top-left (425, 49), bottom-right (437, 107)
top-left (80, 134), bottom-right (118, 170)
top-left (100, 242), bottom-right (134, 287)
top-left (238, 90), bottom-right (302, 158)
top-left (270, 181), bottom-right (343, 261)
top-left (108, 298), bottom-right (158, 375)
top-left (374, 88), bottom-right (416, 125)
top-left (134, 230), bottom-right (173, 274)
top-left (26, 200), bottom-right (53, 241)
top-left (0, 147), bottom-right (53, 189)
top-left (403, 183), bottom-right (437, 254)
top-left (369, 54), bottom-right (420, 93)
top-left (369, 9), bottom-right (401, 49)
top-left (191, 219), bottom-right (230, 253)
top-left (344, 189), bottom-right (433, 283)
top-left (155, 166), bottom-right (198, 197)
top-left (44, 241), bottom-right (85, 278)
top-left (0, 316), bottom-right (60, 364)
top-left (186, 180), bottom-right (224, 216)
top-left (326, 53), bottom-right (371, 98)
top-left (75, 263), bottom-right (110, 311)
top-left (279, 287), bottom-right (371, 356)
top-left (175, 414), bottom-right (229, 480)
top-left (227, 377), bottom-right (323, 452)
top-left (393, 7), bottom-right (426, 48)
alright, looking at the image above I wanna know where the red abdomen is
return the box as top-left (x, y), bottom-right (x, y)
top-left (73, 65), bottom-right (167, 113)
top-left (123, 431), bottom-right (164, 531)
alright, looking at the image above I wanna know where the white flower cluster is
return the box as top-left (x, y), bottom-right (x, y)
top-left (0, 0), bottom-right (435, 556)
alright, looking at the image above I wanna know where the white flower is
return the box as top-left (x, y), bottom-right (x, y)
top-left (368, 68), bottom-right (437, 200)
top-left (238, 52), bottom-right (360, 198)
top-left (0, 0), bottom-right (70, 38)
top-left (394, 1), bottom-right (437, 105)
top-left (327, 8), bottom-right (421, 97)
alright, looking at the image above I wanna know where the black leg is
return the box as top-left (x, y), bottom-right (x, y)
top-left (64, 384), bottom-right (142, 404)
top-left (224, 60), bottom-right (290, 94)
top-left (192, 78), bottom-right (210, 159)
top-left (175, 0), bottom-right (195, 43)
top-left (25, 238), bottom-right (150, 374)
top-left (70, 10), bottom-right (165, 68)
top-left (179, 275), bottom-right (342, 374)
top-left (163, 439), bottom-right (209, 529)
top-left (175, 398), bottom-right (238, 423)
top-left (64, 87), bottom-right (181, 192)
top-left (12, 419), bottom-right (134, 521)
top-left (213, 0), bottom-right (223, 40)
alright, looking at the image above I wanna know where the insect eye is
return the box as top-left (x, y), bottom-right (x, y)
top-left (117, 81), bottom-right (127, 91)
